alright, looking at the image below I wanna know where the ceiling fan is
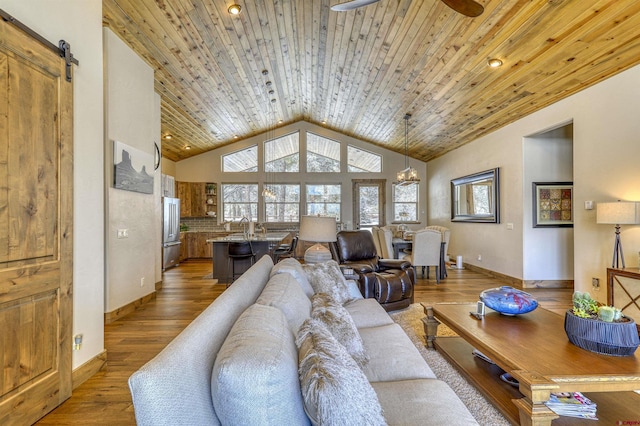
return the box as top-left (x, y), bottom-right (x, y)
top-left (331, 0), bottom-right (484, 17)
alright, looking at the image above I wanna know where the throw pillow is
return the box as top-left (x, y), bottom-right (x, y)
top-left (271, 258), bottom-right (314, 298)
top-left (296, 318), bottom-right (386, 426)
top-left (302, 260), bottom-right (352, 305)
top-left (257, 272), bottom-right (311, 335)
top-left (211, 304), bottom-right (309, 425)
top-left (311, 293), bottom-right (368, 368)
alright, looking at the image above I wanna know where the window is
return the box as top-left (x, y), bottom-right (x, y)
top-left (222, 146), bottom-right (258, 172)
top-left (222, 184), bottom-right (259, 221)
top-left (264, 184), bottom-right (300, 222)
top-left (265, 132), bottom-right (299, 172)
top-left (307, 133), bottom-right (340, 172)
top-left (347, 145), bottom-right (382, 172)
top-left (306, 184), bottom-right (341, 220)
top-left (393, 182), bottom-right (419, 222)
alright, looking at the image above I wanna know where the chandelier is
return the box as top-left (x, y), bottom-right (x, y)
top-left (262, 71), bottom-right (276, 199)
top-left (396, 113), bottom-right (419, 185)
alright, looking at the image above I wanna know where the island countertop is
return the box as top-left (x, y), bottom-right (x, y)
top-left (206, 232), bottom-right (290, 243)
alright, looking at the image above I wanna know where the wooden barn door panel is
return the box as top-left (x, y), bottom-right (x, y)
top-left (0, 16), bottom-right (73, 426)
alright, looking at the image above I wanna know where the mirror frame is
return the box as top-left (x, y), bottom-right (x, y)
top-left (450, 168), bottom-right (500, 223)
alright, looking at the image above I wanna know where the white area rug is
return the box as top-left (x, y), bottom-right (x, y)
top-left (389, 304), bottom-right (510, 426)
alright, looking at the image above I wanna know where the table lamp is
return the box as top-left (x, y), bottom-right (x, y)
top-left (298, 215), bottom-right (337, 263)
top-left (596, 201), bottom-right (640, 268)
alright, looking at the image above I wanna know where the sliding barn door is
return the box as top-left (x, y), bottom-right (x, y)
top-left (0, 17), bottom-right (74, 425)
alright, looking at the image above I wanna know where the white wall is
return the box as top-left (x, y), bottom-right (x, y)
top-left (176, 120), bottom-right (428, 229)
top-left (428, 64), bottom-right (640, 303)
top-left (2, 0), bottom-right (105, 369)
top-left (523, 125), bottom-right (574, 281)
top-left (104, 28), bottom-right (160, 312)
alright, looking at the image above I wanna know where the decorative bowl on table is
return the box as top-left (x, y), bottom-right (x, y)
top-left (564, 310), bottom-right (639, 356)
top-left (480, 286), bottom-right (538, 315)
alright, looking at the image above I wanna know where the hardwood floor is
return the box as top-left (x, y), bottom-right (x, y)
top-left (37, 259), bottom-right (572, 425)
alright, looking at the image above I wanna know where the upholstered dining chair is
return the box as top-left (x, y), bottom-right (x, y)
top-left (403, 228), bottom-right (442, 283)
top-left (425, 225), bottom-right (451, 278)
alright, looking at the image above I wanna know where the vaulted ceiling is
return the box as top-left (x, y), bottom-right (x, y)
top-left (102, 0), bottom-right (640, 163)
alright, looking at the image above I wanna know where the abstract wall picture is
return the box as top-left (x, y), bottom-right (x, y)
top-left (532, 182), bottom-right (573, 227)
top-left (113, 140), bottom-right (154, 194)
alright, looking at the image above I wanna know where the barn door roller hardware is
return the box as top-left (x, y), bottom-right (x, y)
top-left (0, 8), bottom-right (79, 82)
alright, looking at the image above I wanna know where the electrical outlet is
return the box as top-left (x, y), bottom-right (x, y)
top-left (592, 277), bottom-right (599, 288)
top-left (140, 277), bottom-right (145, 287)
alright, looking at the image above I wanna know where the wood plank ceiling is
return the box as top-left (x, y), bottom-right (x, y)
top-left (102, 0), bottom-right (640, 162)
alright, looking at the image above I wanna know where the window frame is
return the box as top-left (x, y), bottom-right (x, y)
top-left (392, 182), bottom-right (420, 224)
top-left (222, 145), bottom-right (258, 173)
top-left (305, 183), bottom-right (342, 221)
top-left (221, 183), bottom-right (259, 222)
top-left (263, 183), bottom-right (301, 223)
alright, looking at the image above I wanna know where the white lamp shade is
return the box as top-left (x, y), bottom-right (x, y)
top-left (298, 215), bottom-right (337, 243)
top-left (596, 201), bottom-right (640, 225)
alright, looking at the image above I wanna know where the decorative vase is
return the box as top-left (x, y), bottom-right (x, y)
top-left (564, 310), bottom-right (639, 357)
top-left (479, 286), bottom-right (538, 315)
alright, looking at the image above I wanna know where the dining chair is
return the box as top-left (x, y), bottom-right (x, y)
top-left (403, 228), bottom-right (442, 283)
top-left (273, 236), bottom-right (298, 262)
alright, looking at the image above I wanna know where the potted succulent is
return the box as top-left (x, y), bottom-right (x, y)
top-left (564, 291), bottom-right (639, 356)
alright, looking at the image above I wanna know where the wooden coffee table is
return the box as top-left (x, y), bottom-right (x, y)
top-left (422, 302), bottom-right (640, 425)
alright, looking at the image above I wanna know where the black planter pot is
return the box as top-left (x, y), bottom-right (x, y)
top-left (564, 310), bottom-right (639, 357)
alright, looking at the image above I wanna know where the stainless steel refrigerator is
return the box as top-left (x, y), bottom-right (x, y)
top-left (162, 197), bottom-right (181, 270)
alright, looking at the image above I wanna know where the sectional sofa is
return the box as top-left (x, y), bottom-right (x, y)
top-left (128, 255), bottom-right (478, 425)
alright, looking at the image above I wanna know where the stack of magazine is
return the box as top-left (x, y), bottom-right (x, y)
top-left (544, 392), bottom-right (597, 420)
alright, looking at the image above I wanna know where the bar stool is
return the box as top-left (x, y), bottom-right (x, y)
top-left (227, 241), bottom-right (255, 285)
top-left (273, 236), bottom-right (298, 262)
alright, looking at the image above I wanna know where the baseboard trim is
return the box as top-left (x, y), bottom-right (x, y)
top-left (461, 263), bottom-right (574, 289)
top-left (155, 279), bottom-right (162, 291)
top-left (105, 292), bottom-right (156, 324)
top-left (523, 279), bottom-right (574, 289)
top-left (72, 350), bottom-right (107, 390)
top-left (462, 263), bottom-right (523, 288)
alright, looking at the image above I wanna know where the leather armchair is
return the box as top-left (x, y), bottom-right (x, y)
top-left (330, 230), bottom-right (415, 311)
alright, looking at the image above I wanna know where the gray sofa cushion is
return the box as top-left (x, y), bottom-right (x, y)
top-left (258, 272), bottom-right (311, 335)
top-left (310, 293), bottom-right (368, 368)
top-left (211, 304), bottom-right (310, 426)
top-left (359, 323), bottom-right (437, 382)
top-left (296, 318), bottom-right (386, 426)
top-left (344, 298), bottom-right (394, 329)
top-left (371, 379), bottom-right (479, 425)
top-left (271, 257), bottom-right (314, 297)
top-left (128, 255), bottom-right (274, 426)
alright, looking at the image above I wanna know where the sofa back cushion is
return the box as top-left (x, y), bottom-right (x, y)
top-left (270, 257), bottom-right (314, 297)
top-left (257, 272), bottom-right (311, 335)
top-left (128, 255), bottom-right (274, 426)
top-left (212, 304), bottom-right (310, 426)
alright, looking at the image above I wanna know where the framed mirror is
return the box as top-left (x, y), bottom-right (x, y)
top-left (451, 168), bottom-right (500, 223)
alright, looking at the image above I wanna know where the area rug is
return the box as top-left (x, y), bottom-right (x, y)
top-left (389, 303), bottom-right (510, 425)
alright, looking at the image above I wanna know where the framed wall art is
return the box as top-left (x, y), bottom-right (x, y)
top-left (532, 182), bottom-right (573, 228)
top-left (113, 140), bottom-right (154, 194)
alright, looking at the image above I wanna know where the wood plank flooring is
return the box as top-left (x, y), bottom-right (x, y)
top-left (36, 259), bottom-right (572, 425)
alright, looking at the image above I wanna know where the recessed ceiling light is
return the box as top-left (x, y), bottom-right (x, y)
top-left (488, 58), bottom-right (503, 68)
top-left (278, 119), bottom-right (283, 124)
top-left (164, 134), bottom-right (172, 140)
top-left (185, 145), bottom-right (191, 150)
top-left (228, 4), bottom-right (241, 15)
top-left (233, 135), bottom-right (239, 139)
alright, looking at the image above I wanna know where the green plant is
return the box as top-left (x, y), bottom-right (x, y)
top-left (571, 291), bottom-right (625, 322)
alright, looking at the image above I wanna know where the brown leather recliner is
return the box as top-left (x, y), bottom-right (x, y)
top-left (330, 230), bottom-right (415, 311)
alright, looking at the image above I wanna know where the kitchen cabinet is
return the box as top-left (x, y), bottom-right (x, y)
top-left (177, 182), bottom-right (217, 218)
top-left (179, 233), bottom-right (187, 262)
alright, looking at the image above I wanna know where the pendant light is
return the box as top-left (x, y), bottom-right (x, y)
top-left (262, 70), bottom-right (276, 199)
top-left (396, 113), bottom-right (419, 185)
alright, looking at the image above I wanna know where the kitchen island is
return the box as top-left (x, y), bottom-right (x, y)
top-left (207, 232), bottom-right (290, 283)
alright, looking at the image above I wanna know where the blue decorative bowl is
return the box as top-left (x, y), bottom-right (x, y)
top-left (480, 286), bottom-right (538, 315)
